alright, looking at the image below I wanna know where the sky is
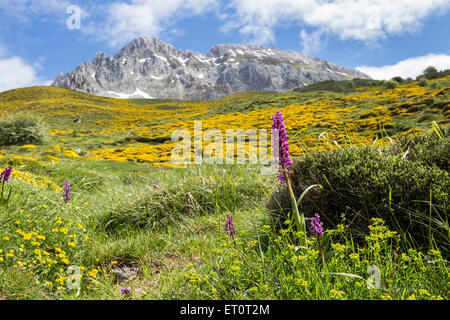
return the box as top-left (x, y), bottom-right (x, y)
top-left (0, 0), bottom-right (450, 92)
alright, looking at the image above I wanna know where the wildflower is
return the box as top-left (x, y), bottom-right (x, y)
top-left (271, 111), bottom-right (307, 248)
top-left (63, 180), bottom-right (71, 202)
top-left (310, 214), bottom-right (327, 269)
top-left (120, 287), bottom-right (131, 295)
top-left (271, 110), bottom-right (292, 184)
top-left (310, 214), bottom-right (324, 237)
top-left (0, 166), bottom-right (13, 183)
top-left (225, 214), bottom-right (236, 238)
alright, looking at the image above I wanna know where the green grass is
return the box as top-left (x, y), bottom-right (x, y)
top-left (0, 157), bottom-right (448, 300)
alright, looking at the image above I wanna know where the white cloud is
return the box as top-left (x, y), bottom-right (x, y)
top-left (356, 54), bottom-right (450, 80)
top-left (299, 30), bottom-right (324, 55)
top-left (0, 0), bottom-right (71, 23)
top-left (96, 0), bottom-right (219, 47)
top-left (0, 55), bottom-right (48, 92)
top-left (224, 0), bottom-right (450, 51)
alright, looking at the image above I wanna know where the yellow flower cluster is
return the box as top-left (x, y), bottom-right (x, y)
top-left (0, 212), bottom-right (95, 294)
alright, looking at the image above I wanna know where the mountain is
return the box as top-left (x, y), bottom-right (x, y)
top-left (52, 37), bottom-right (370, 100)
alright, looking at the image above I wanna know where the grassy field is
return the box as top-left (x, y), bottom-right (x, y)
top-left (0, 75), bottom-right (448, 300)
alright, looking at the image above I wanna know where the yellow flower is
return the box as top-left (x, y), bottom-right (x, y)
top-left (349, 253), bottom-right (359, 260)
top-left (418, 289), bottom-right (430, 296)
top-left (23, 233), bottom-right (32, 240)
top-left (88, 269), bottom-right (99, 278)
top-left (330, 289), bottom-right (346, 299)
top-left (68, 242), bottom-right (76, 248)
top-left (2, 236), bottom-right (9, 241)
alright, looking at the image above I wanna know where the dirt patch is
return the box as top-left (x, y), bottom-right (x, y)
top-left (110, 260), bottom-right (141, 284)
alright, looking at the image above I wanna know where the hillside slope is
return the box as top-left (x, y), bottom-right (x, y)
top-left (1, 75), bottom-right (449, 167)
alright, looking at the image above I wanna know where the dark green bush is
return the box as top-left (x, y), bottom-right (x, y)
top-left (0, 113), bottom-right (47, 146)
top-left (268, 130), bottom-right (449, 254)
top-left (384, 80), bottom-right (399, 89)
top-left (418, 79), bottom-right (428, 87)
top-left (102, 182), bottom-right (225, 233)
top-left (391, 76), bottom-right (405, 83)
top-left (101, 169), bottom-right (266, 234)
top-left (389, 127), bottom-right (450, 171)
top-left (423, 66), bottom-right (438, 75)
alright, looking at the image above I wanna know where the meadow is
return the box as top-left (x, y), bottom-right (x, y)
top-left (0, 74), bottom-right (448, 300)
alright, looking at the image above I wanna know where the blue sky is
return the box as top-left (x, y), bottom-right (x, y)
top-left (0, 0), bottom-right (450, 92)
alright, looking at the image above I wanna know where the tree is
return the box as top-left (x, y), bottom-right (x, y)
top-left (423, 66), bottom-right (438, 74)
top-left (391, 76), bottom-right (404, 83)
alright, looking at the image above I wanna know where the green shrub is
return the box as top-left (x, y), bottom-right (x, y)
top-left (423, 66), bottom-right (438, 75)
top-left (101, 184), bottom-right (219, 233)
top-left (100, 166), bottom-right (267, 234)
top-left (389, 127), bottom-right (450, 171)
top-left (418, 79), bottom-right (428, 87)
top-left (0, 113), bottom-right (47, 146)
top-left (268, 131), bottom-right (449, 254)
top-left (421, 69), bottom-right (450, 80)
top-left (391, 76), bottom-right (405, 83)
top-left (384, 80), bottom-right (399, 89)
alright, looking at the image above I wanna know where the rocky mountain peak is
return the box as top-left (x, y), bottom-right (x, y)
top-left (115, 37), bottom-right (181, 60)
top-left (52, 37), bottom-right (370, 100)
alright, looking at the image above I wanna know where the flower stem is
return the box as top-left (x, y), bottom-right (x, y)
top-left (317, 236), bottom-right (327, 270)
top-left (286, 175), bottom-right (307, 248)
